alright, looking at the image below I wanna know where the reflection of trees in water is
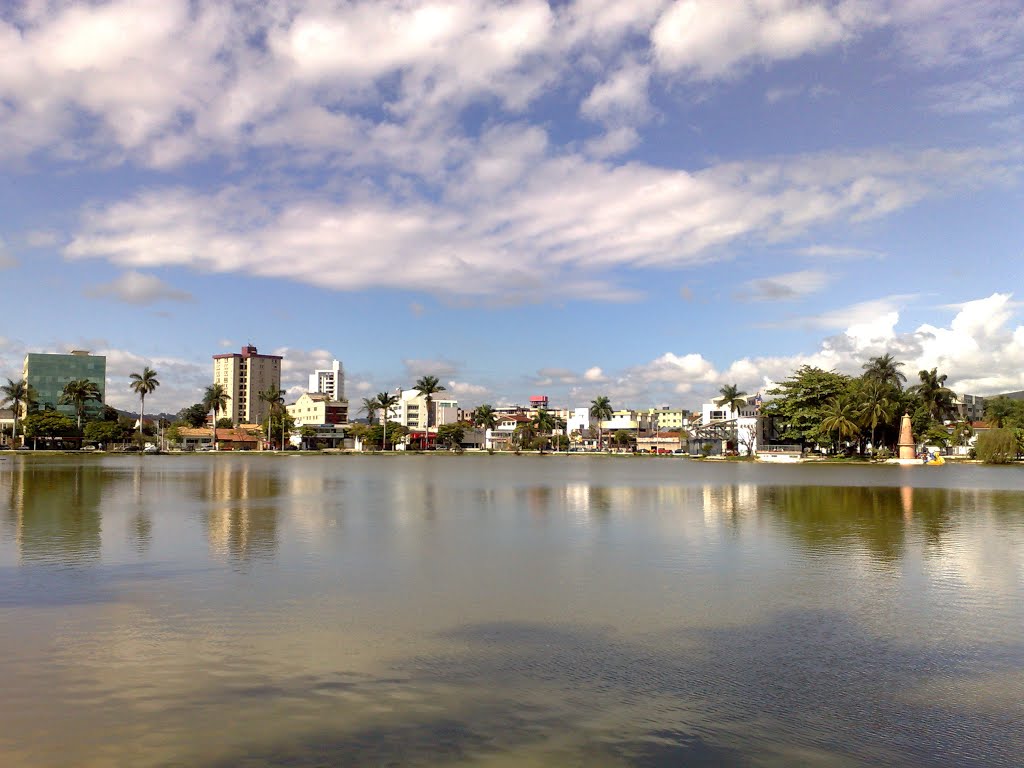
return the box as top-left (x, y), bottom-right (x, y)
top-left (194, 462), bottom-right (282, 563)
top-left (0, 461), bottom-right (108, 564)
top-left (762, 485), bottom-right (969, 562)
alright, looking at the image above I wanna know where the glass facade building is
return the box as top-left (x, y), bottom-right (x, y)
top-left (23, 351), bottom-right (106, 418)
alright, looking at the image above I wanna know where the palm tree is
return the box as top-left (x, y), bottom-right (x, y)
top-left (414, 375), bottom-right (446, 429)
top-left (911, 368), bottom-right (955, 422)
top-left (361, 397), bottom-right (380, 425)
top-left (1, 378), bottom-right (37, 445)
top-left (375, 391), bottom-right (399, 451)
top-left (258, 385), bottom-right (286, 449)
top-left (202, 384), bottom-right (230, 449)
top-left (472, 404), bottom-right (498, 449)
top-left (820, 395), bottom-right (860, 454)
top-left (58, 378), bottom-right (102, 429)
top-left (531, 408), bottom-right (557, 452)
top-left (589, 396), bottom-right (613, 450)
top-left (714, 383), bottom-right (748, 416)
top-left (858, 379), bottom-right (895, 455)
top-left (862, 353), bottom-right (907, 390)
top-left (129, 367), bottom-right (160, 439)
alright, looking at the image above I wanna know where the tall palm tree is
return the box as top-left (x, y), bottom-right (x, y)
top-left (531, 408), bottom-right (557, 452)
top-left (414, 375), bottom-right (446, 429)
top-left (375, 391), bottom-right (400, 451)
top-left (472, 404), bottom-right (498, 449)
top-left (862, 353), bottom-right (907, 390)
top-left (857, 379), bottom-right (895, 455)
top-left (821, 395), bottom-right (860, 454)
top-left (1, 378), bottom-right (36, 444)
top-left (714, 383), bottom-right (748, 416)
top-left (589, 395), bottom-right (613, 450)
top-left (202, 384), bottom-right (230, 449)
top-left (361, 397), bottom-right (380, 425)
top-left (258, 385), bottom-right (286, 449)
top-left (58, 378), bottom-right (102, 429)
top-left (911, 368), bottom-right (955, 422)
top-left (129, 367), bottom-right (160, 439)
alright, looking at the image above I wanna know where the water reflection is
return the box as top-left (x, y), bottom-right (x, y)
top-left (1, 457), bottom-right (1023, 767)
top-left (0, 460), bottom-right (107, 564)
top-left (193, 462), bottom-right (281, 563)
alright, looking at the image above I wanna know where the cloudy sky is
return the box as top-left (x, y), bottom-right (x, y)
top-left (1, 0), bottom-right (1023, 413)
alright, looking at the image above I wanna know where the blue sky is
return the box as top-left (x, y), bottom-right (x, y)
top-left (1, 0), bottom-right (1023, 414)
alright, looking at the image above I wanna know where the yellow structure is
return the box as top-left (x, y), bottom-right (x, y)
top-left (213, 345), bottom-right (282, 426)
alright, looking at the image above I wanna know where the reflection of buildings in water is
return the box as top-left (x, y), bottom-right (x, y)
top-left (201, 462), bottom-right (280, 562)
top-left (1, 461), bottom-right (106, 564)
top-left (702, 484), bottom-right (760, 526)
top-left (562, 483), bottom-right (696, 523)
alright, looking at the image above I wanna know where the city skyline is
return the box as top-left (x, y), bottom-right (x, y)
top-left (1, 1), bottom-right (1023, 413)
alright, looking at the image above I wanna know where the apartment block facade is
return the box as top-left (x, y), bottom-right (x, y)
top-left (308, 359), bottom-right (345, 401)
top-left (212, 345), bottom-right (282, 426)
top-left (23, 351), bottom-right (106, 419)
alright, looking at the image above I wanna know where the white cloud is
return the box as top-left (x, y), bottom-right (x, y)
top-left (797, 244), bottom-right (883, 260)
top-left (63, 144), bottom-right (1020, 302)
top-left (737, 269), bottom-right (830, 301)
top-left (446, 380), bottom-right (489, 398)
top-left (580, 58), bottom-right (651, 123)
top-left (84, 270), bottom-right (193, 304)
top-left (583, 366), bottom-right (606, 381)
top-left (651, 0), bottom-right (852, 79)
top-left (591, 292), bottom-right (1024, 408)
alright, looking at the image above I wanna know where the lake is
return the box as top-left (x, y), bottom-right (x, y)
top-left (1, 454), bottom-right (1023, 766)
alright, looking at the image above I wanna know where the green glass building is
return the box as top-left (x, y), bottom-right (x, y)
top-left (23, 351), bottom-right (106, 418)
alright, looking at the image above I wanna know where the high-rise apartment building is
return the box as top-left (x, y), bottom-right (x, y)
top-left (212, 345), bottom-right (282, 426)
top-left (308, 359), bottom-right (345, 401)
top-left (23, 351), bottom-right (106, 418)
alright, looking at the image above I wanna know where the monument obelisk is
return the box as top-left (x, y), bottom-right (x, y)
top-left (897, 412), bottom-right (916, 460)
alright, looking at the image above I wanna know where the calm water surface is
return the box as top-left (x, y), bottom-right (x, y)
top-left (1, 455), bottom-right (1023, 767)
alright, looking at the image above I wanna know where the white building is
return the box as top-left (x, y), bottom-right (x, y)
top-left (566, 407), bottom-right (592, 436)
top-left (309, 359), bottom-right (345, 401)
top-left (212, 345), bottom-right (283, 426)
top-left (390, 389), bottom-right (459, 431)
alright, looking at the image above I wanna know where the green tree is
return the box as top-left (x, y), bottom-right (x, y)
top-left (763, 366), bottom-right (852, 448)
top-left (414, 375), bottom-right (446, 444)
top-left (857, 378), bottom-right (896, 455)
top-left (531, 408), bottom-right (557, 452)
top-left (58, 378), bottom-right (102, 429)
top-left (258, 384), bottom-right (286, 449)
top-left (975, 428), bottom-right (1017, 464)
top-left (820, 395), bottom-right (861, 454)
top-left (176, 402), bottom-right (208, 428)
top-left (861, 353), bottom-right (907, 390)
top-left (715, 383), bottom-right (748, 415)
top-left (589, 396), bottom-right (613, 450)
top-left (215, 417), bottom-right (234, 428)
top-left (129, 366), bottom-right (160, 440)
top-left (361, 397), bottom-right (380, 424)
top-left (472, 404), bottom-right (498, 449)
top-left (300, 424), bottom-right (318, 450)
top-left (83, 419), bottom-right (130, 446)
top-left (23, 411), bottom-right (79, 443)
top-left (202, 384), bottom-right (230, 448)
top-left (910, 368), bottom-right (955, 422)
top-left (984, 396), bottom-right (1019, 428)
top-left (1, 378), bottom-right (37, 445)
top-left (374, 391), bottom-right (400, 451)
top-left (613, 429), bottom-right (634, 450)
top-left (437, 422), bottom-right (465, 450)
